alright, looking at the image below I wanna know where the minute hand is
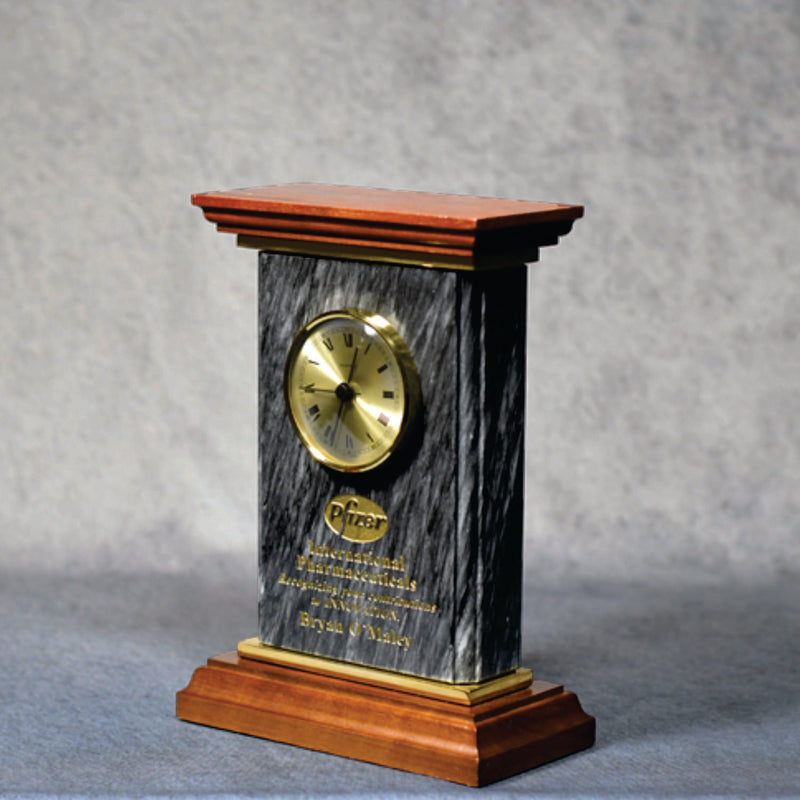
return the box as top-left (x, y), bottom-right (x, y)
top-left (346, 347), bottom-right (359, 383)
top-left (331, 347), bottom-right (359, 447)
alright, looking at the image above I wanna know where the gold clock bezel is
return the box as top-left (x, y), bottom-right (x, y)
top-left (283, 308), bottom-right (421, 473)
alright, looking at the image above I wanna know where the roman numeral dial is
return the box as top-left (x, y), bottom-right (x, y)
top-left (284, 309), bottom-right (420, 472)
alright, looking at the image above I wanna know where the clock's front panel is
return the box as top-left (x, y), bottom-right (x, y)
top-left (257, 252), bottom-right (460, 681)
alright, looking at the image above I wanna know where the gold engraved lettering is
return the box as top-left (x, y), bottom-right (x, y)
top-left (366, 624), bottom-right (412, 652)
top-left (298, 611), bottom-right (344, 636)
top-left (302, 540), bottom-right (417, 593)
top-left (323, 596), bottom-right (400, 621)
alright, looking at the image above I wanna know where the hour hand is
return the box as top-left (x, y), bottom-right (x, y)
top-left (301, 382), bottom-right (336, 394)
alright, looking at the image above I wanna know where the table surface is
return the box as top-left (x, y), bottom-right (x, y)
top-left (2, 566), bottom-right (798, 799)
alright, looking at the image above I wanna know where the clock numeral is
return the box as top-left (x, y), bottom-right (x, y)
top-left (323, 424), bottom-right (334, 443)
top-left (307, 359), bottom-right (319, 365)
top-left (377, 364), bottom-right (388, 374)
top-left (307, 404), bottom-right (320, 422)
top-left (343, 332), bottom-right (353, 347)
top-left (344, 434), bottom-right (354, 451)
top-left (322, 337), bottom-right (334, 352)
top-left (366, 432), bottom-right (374, 443)
top-left (302, 383), bottom-right (315, 393)
top-left (377, 413), bottom-right (389, 427)
top-left (383, 390), bottom-right (394, 399)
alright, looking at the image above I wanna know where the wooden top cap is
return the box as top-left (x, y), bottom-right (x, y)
top-left (192, 183), bottom-right (583, 270)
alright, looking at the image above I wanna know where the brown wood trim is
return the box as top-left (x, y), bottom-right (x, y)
top-left (177, 651), bottom-right (595, 786)
top-left (220, 225), bottom-right (474, 258)
top-left (193, 183), bottom-right (583, 229)
top-left (201, 210), bottom-right (479, 248)
top-left (192, 184), bottom-right (582, 269)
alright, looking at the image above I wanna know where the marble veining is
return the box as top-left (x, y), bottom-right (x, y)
top-left (258, 252), bottom-right (525, 682)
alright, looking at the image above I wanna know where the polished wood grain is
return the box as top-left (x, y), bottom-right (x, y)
top-left (192, 183), bottom-right (583, 269)
top-left (177, 652), bottom-right (595, 787)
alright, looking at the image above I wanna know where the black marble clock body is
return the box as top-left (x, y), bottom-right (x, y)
top-left (258, 252), bottom-right (526, 683)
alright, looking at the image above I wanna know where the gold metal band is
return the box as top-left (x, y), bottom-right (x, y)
top-left (237, 234), bottom-right (485, 270)
top-left (237, 638), bottom-right (532, 706)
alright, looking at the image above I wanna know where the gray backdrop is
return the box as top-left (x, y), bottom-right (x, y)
top-left (1, 2), bottom-right (798, 797)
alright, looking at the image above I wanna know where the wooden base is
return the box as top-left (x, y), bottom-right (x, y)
top-left (177, 650), bottom-right (595, 786)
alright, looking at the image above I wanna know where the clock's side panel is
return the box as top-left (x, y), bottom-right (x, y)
top-left (257, 253), bottom-right (460, 681)
top-left (453, 266), bottom-right (526, 682)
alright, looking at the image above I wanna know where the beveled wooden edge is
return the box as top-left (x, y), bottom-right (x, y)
top-left (192, 183), bottom-right (582, 269)
top-left (176, 650), bottom-right (596, 786)
top-left (192, 183), bottom-right (583, 230)
top-left (235, 234), bottom-right (509, 270)
top-left (238, 638), bottom-right (532, 705)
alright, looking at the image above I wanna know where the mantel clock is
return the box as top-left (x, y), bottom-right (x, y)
top-left (177, 183), bottom-right (594, 786)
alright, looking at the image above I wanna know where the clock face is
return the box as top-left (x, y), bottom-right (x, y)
top-left (284, 309), bottom-right (420, 473)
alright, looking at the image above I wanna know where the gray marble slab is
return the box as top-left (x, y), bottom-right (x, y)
top-left (257, 252), bottom-right (526, 682)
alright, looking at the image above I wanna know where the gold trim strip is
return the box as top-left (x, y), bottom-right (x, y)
top-left (235, 234), bottom-right (477, 270)
top-left (237, 638), bottom-right (532, 706)
top-left (236, 234), bottom-right (533, 271)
